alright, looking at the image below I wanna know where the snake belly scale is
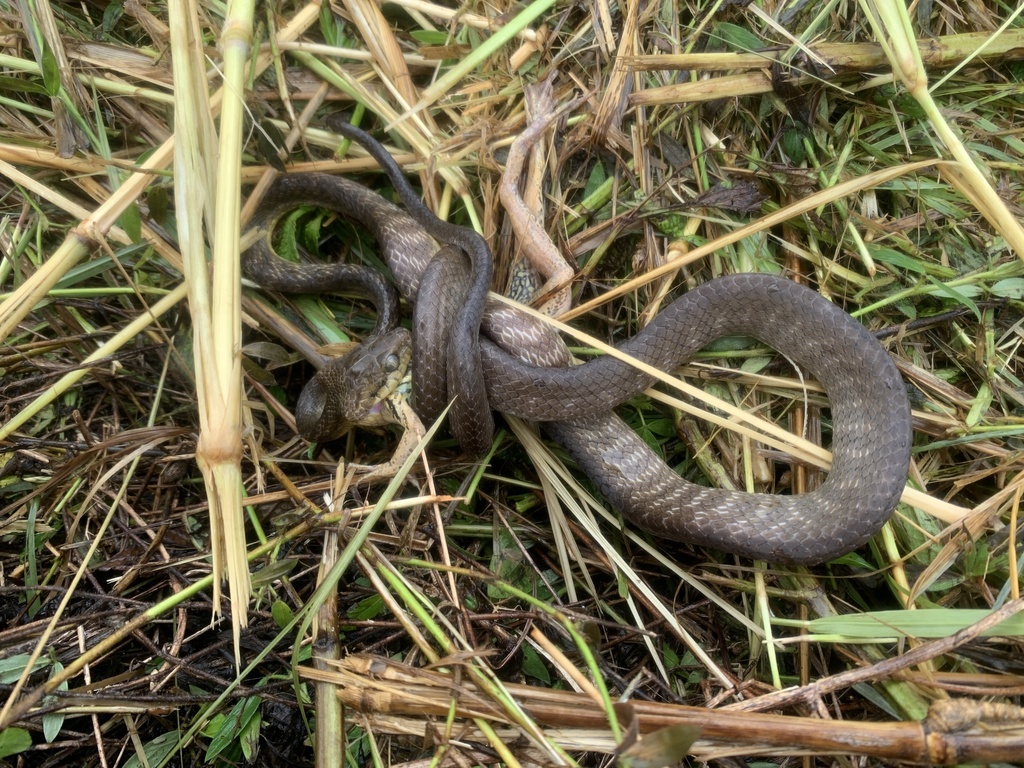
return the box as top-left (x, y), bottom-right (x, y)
top-left (242, 154), bottom-right (912, 565)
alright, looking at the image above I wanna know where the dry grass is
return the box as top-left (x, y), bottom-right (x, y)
top-left (0, 0), bottom-right (1023, 766)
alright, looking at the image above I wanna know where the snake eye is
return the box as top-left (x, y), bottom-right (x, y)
top-left (383, 353), bottom-right (401, 373)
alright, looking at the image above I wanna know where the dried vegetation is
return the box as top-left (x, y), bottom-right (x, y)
top-left (0, 0), bottom-right (1023, 766)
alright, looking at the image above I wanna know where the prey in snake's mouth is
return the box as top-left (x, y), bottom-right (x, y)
top-left (295, 328), bottom-right (413, 444)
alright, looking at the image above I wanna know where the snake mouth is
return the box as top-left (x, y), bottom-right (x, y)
top-left (360, 369), bottom-right (413, 426)
top-left (294, 328), bottom-right (413, 442)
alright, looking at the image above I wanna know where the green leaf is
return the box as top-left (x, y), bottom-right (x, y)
top-left (251, 558), bottom-right (299, 587)
top-left (781, 129), bottom-right (806, 164)
top-left (635, 416), bottom-right (676, 446)
top-left (583, 162), bottom-right (607, 200)
top-left (965, 381), bottom-right (991, 428)
top-left (119, 202), bottom-right (142, 243)
top-left (992, 277), bottom-right (1024, 299)
top-left (923, 277), bottom-right (981, 319)
top-left (122, 730), bottom-right (181, 768)
top-left (100, 1), bottom-right (125, 36)
top-left (239, 697), bottom-right (263, 762)
top-left (42, 661), bottom-right (67, 743)
top-left (0, 75), bottom-right (49, 96)
top-left (346, 593), bottom-right (385, 621)
top-left (39, 41), bottom-right (60, 97)
top-left (617, 724), bottom-right (700, 768)
top-left (868, 246), bottom-right (931, 274)
top-left (201, 712), bottom-right (226, 738)
top-left (488, 527), bottom-right (531, 600)
top-left (272, 599), bottom-right (295, 629)
top-left (410, 30), bottom-right (450, 44)
top-left (739, 356), bottom-right (771, 375)
top-left (0, 654), bottom-right (49, 684)
top-left (41, 708), bottom-right (64, 744)
top-left (712, 22), bottom-right (763, 52)
top-left (274, 208), bottom-right (304, 262)
top-left (301, 212), bottom-right (327, 253)
top-left (655, 213), bottom-right (686, 239)
top-left (807, 608), bottom-right (1024, 639)
top-left (121, 729), bottom-right (180, 765)
top-left (145, 184), bottom-right (170, 225)
top-left (205, 697), bottom-right (261, 763)
top-left (319, 2), bottom-right (351, 47)
top-left (0, 728), bottom-right (32, 758)
top-left (520, 643), bottom-right (551, 684)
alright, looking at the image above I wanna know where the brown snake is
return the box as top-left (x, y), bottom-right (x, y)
top-left (242, 125), bottom-right (912, 565)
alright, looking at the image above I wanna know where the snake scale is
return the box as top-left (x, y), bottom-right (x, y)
top-left (243, 124), bottom-right (912, 565)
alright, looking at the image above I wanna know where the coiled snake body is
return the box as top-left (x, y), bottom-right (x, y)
top-left (243, 132), bottom-right (912, 565)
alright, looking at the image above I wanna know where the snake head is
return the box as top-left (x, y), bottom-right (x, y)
top-left (295, 328), bottom-right (413, 443)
